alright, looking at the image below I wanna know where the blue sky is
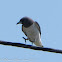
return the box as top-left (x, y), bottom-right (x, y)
top-left (0, 0), bottom-right (62, 62)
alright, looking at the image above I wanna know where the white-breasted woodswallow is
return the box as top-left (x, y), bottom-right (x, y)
top-left (17, 17), bottom-right (43, 47)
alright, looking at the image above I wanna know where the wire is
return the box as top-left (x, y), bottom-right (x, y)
top-left (0, 40), bottom-right (62, 54)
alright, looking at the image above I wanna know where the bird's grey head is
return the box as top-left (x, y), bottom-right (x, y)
top-left (17, 17), bottom-right (34, 27)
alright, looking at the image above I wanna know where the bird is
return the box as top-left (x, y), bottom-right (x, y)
top-left (17, 17), bottom-right (43, 47)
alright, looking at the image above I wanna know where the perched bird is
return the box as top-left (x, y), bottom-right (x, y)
top-left (17, 17), bottom-right (43, 47)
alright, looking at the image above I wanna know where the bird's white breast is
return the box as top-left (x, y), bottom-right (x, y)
top-left (23, 23), bottom-right (42, 46)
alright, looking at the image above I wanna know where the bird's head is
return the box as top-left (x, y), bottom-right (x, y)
top-left (17, 17), bottom-right (34, 27)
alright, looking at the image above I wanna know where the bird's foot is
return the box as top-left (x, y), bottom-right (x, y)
top-left (22, 37), bottom-right (28, 44)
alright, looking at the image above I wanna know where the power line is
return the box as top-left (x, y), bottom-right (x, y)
top-left (0, 40), bottom-right (62, 54)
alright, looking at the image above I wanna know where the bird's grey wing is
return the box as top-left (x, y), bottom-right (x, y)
top-left (34, 21), bottom-right (41, 35)
top-left (22, 25), bottom-right (27, 36)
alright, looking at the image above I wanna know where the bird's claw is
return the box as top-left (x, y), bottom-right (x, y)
top-left (22, 37), bottom-right (28, 44)
top-left (22, 37), bottom-right (34, 46)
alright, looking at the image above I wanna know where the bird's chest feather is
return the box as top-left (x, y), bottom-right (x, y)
top-left (25, 24), bottom-right (37, 35)
top-left (23, 24), bottom-right (39, 41)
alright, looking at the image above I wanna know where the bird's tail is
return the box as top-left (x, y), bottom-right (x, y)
top-left (34, 41), bottom-right (43, 47)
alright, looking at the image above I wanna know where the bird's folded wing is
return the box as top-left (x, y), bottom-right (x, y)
top-left (34, 21), bottom-right (41, 35)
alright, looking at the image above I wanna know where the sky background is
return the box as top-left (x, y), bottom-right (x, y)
top-left (0, 0), bottom-right (62, 62)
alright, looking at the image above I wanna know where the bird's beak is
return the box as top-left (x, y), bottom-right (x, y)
top-left (16, 21), bottom-right (22, 25)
